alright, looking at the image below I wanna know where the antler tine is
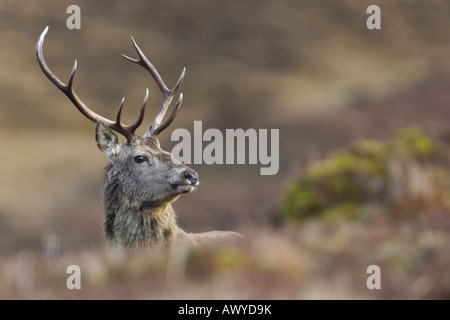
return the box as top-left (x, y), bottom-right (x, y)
top-left (128, 88), bottom-right (149, 133)
top-left (115, 98), bottom-right (125, 124)
top-left (109, 90), bottom-right (147, 141)
top-left (36, 26), bottom-right (145, 142)
top-left (147, 67), bottom-right (185, 134)
top-left (36, 27), bottom-right (115, 127)
top-left (122, 36), bottom-right (186, 136)
top-left (148, 93), bottom-right (183, 137)
top-left (122, 37), bottom-right (169, 93)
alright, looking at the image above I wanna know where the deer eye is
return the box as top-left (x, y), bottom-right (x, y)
top-left (134, 155), bottom-right (148, 164)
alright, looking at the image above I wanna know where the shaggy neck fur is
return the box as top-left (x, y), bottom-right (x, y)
top-left (102, 164), bottom-right (177, 247)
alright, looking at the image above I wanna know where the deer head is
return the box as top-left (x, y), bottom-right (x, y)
top-left (36, 27), bottom-right (199, 212)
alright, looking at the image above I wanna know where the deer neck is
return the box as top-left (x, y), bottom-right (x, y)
top-left (102, 165), bottom-right (178, 247)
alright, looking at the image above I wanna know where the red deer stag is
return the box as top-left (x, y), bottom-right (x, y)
top-left (36, 27), bottom-right (241, 248)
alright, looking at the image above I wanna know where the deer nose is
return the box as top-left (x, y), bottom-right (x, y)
top-left (184, 171), bottom-right (199, 185)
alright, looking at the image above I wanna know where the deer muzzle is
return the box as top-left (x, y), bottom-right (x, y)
top-left (183, 170), bottom-right (199, 186)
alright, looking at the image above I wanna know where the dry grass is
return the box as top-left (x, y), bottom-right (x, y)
top-left (1, 210), bottom-right (448, 299)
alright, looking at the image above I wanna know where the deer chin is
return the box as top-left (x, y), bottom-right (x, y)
top-left (171, 183), bottom-right (197, 194)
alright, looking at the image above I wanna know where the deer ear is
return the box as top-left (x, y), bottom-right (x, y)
top-left (96, 121), bottom-right (120, 157)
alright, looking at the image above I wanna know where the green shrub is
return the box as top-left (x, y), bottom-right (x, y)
top-left (279, 127), bottom-right (449, 223)
top-left (394, 127), bottom-right (444, 159)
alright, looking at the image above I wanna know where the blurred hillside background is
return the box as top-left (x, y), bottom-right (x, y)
top-left (0, 0), bottom-right (449, 299)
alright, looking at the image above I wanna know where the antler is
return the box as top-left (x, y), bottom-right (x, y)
top-left (121, 37), bottom-right (185, 137)
top-left (36, 26), bottom-right (148, 142)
